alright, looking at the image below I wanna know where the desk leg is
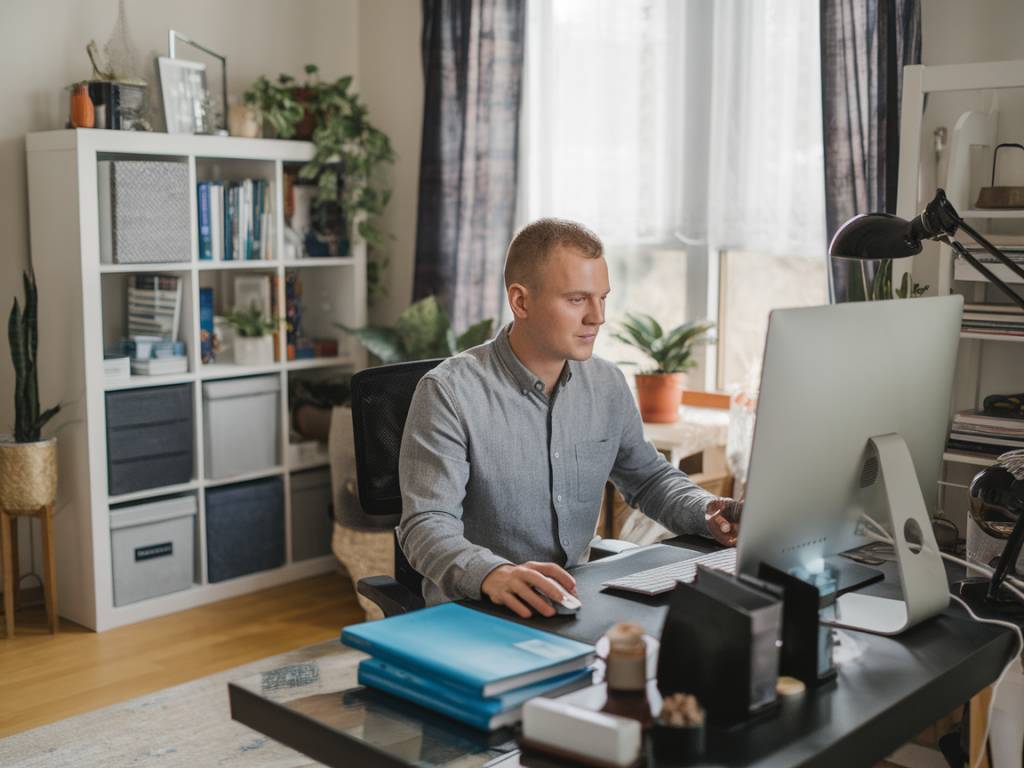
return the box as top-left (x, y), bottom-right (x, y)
top-left (969, 686), bottom-right (993, 768)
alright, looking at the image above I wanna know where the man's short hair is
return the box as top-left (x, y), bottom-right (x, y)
top-left (504, 218), bottom-right (603, 289)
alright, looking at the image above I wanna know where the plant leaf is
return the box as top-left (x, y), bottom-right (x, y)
top-left (395, 296), bottom-right (451, 360)
top-left (455, 318), bottom-right (494, 352)
top-left (336, 324), bottom-right (404, 364)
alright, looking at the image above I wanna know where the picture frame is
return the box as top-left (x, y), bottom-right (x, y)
top-left (157, 56), bottom-right (207, 134)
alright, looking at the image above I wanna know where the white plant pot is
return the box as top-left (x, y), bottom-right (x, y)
top-left (233, 335), bottom-right (274, 366)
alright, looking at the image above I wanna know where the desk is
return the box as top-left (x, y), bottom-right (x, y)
top-left (229, 544), bottom-right (1018, 768)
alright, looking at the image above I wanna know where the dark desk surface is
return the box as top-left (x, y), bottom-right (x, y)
top-left (229, 543), bottom-right (1019, 768)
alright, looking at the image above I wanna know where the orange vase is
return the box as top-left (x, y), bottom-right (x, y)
top-left (635, 373), bottom-right (685, 423)
top-left (70, 83), bottom-right (94, 129)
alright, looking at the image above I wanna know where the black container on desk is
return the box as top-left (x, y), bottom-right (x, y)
top-left (205, 477), bottom-right (285, 582)
top-left (650, 720), bottom-right (705, 766)
top-left (106, 384), bottom-right (194, 496)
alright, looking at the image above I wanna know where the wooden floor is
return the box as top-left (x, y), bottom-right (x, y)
top-left (0, 570), bottom-right (364, 738)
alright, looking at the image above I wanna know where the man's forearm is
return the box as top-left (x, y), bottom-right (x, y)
top-left (398, 511), bottom-right (511, 600)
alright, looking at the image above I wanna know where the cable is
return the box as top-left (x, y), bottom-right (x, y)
top-left (949, 593), bottom-right (1023, 768)
top-left (859, 514), bottom-right (1024, 768)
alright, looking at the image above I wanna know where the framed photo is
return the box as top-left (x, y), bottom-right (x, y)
top-left (157, 56), bottom-right (207, 134)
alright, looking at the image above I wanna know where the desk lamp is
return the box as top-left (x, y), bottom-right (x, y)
top-left (829, 189), bottom-right (1024, 607)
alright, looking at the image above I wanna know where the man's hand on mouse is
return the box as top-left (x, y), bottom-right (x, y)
top-left (481, 561), bottom-right (578, 618)
top-left (705, 497), bottom-right (743, 547)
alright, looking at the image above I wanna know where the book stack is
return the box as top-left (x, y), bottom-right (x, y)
top-left (341, 603), bottom-right (596, 731)
top-left (197, 179), bottom-right (273, 261)
top-left (123, 274), bottom-right (188, 376)
top-left (961, 233), bottom-right (1024, 264)
top-left (960, 303), bottom-right (1024, 338)
top-left (948, 409), bottom-right (1024, 457)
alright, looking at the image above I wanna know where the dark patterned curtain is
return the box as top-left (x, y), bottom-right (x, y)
top-left (820, 0), bottom-right (920, 302)
top-left (414, 0), bottom-right (526, 331)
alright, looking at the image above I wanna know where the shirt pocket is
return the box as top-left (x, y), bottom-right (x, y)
top-left (575, 439), bottom-right (616, 503)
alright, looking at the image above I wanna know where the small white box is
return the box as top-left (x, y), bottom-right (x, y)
top-left (104, 355), bottom-right (130, 382)
top-left (522, 697), bottom-right (641, 768)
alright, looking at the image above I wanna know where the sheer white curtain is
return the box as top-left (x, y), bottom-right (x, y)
top-left (517, 0), bottom-right (825, 260)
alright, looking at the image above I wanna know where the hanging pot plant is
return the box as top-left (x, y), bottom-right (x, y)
top-left (611, 313), bottom-right (714, 424)
top-left (1, 272), bottom-right (60, 511)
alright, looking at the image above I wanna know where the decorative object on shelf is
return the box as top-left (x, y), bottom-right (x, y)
top-left (227, 100), bottom-right (260, 138)
top-left (983, 391), bottom-right (1024, 420)
top-left (338, 295), bottom-right (493, 364)
top-left (84, 1), bottom-right (150, 131)
top-left (828, 188), bottom-right (1024, 313)
top-left (651, 693), bottom-right (705, 766)
top-left (226, 303), bottom-right (277, 366)
top-left (974, 143), bottom-right (1024, 209)
top-left (167, 30), bottom-right (227, 135)
top-left (243, 64), bottom-right (395, 260)
top-left (611, 313), bottom-right (714, 424)
top-left (69, 83), bottom-right (95, 128)
top-left (157, 56), bottom-right (208, 134)
top-left (957, 450), bottom-right (1024, 609)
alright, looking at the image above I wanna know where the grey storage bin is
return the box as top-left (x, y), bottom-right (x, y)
top-left (205, 477), bottom-right (285, 582)
top-left (110, 495), bottom-right (197, 606)
top-left (203, 376), bottom-right (280, 480)
top-left (106, 384), bottom-right (194, 496)
top-left (98, 159), bottom-right (191, 264)
top-left (290, 468), bottom-right (333, 561)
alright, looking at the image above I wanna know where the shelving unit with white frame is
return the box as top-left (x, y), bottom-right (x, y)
top-left (897, 59), bottom-right (1024, 527)
top-left (25, 129), bottom-right (367, 631)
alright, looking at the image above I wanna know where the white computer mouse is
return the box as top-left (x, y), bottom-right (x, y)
top-left (533, 578), bottom-right (582, 616)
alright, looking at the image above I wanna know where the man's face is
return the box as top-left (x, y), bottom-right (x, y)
top-left (523, 246), bottom-right (610, 362)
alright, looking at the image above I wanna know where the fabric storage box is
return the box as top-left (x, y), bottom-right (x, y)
top-left (98, 159), bottom-right (191, 264)
top-left (290, 468), bottom-right (333, 561)
top-left (205, 477), bottom-right (285, 582)
top-left (110, 495), bottom-right (197, 606)
top-left (203, 376), bottom-right (280, 480)
top-left (106, 384), bottom-right (194, 496)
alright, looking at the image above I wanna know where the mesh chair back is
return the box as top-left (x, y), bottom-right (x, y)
top-left (349, 359), bottom-right (444, 518)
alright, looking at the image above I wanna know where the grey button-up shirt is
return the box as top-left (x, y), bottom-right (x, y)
top-left (398, 325), bottom-right (717, 606)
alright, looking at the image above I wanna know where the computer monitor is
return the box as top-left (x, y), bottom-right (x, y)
top-left (736, 294), bottom-right (964, 635)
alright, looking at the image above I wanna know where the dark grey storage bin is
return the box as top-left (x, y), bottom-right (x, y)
top-left (106, 384), bottom-right (194, 496)
top-left (110, 495), bottom-right (197, 606)
top-left (205, 477), bottom-right (285, 583)
top-left (290, 468), bottom-right (333, 561)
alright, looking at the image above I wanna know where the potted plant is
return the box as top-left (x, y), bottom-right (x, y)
top-left (227, 303), bottom-right (277, 366)
top-left (244, 64), bottom-right (395, 299)
top-left (337, 296), bottom-right (494, 364)
top-left (611, 313), bottom-right (714, 424)
top-left (1, 272), bottom-right (60, 512)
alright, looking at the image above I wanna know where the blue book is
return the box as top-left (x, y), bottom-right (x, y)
top-left (199, 287), bottom-right (215, 363)
top-left (341, 603), bottom-right (595, 697)
top-left (358, 656), bottom-right (593, 731)
top-left (197, 182), bottom-right (212, 260)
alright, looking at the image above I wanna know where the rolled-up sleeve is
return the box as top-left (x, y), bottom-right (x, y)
top-left (608, 369), bottom-right (717, 537)
top-left (397, 376), bottom-right (511, 601)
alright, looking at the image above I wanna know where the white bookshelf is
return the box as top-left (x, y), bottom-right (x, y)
top-left (897, 60), bottom-right (1024, 528)
top-left (25, 129), bottom-right (366, 631)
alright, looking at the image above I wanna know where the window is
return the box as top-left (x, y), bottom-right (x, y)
top-left (517, 0), bottom-right (827, 390)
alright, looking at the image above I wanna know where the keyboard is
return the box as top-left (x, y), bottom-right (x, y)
top-left (601, 548), bottom-right (738, 596)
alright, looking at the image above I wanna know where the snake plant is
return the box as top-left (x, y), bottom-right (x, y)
top-left (8, 271), bottom-right (59, 442)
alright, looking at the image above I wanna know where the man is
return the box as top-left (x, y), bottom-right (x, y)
top-left (398, 218), bottom-right (741, 618)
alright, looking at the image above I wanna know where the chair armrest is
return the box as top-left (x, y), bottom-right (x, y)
top-left (588, 537), bottom-right (639, 561)
top-left (356, 576), bottom-right (425, 617)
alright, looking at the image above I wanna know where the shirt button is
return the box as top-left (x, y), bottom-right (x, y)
top-left (554, 451), bottom-right (559, 459)
top-left (556, 494), bottom-right (562, 502)
top-left (521, 388), bottom-right (528, 395)
top-left (534, 381), bottom-right (543, 391)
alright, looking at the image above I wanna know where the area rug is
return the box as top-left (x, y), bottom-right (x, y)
top-left (0, 643), bottom-right (333, 767)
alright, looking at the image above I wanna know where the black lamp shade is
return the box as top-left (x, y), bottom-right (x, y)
top-left (828, 212), bottom-right (923, 261)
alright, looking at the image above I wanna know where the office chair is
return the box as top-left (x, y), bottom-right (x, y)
top-left (351, 359), bottom-right (443, 617)
top-left (351, 358), bottom-right (637, 618)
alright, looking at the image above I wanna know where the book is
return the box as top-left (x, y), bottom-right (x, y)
top-left (200, 287), bottom-right (215, 363)
top-left (357, 656), bottom-right (594, 731)
top-left (340, 603), bottom-right (595, 697)
top-left (210, 182), bottom-right (223, 261)
top-left (130, 356), bottom-right (188, 375)
top-left (197, 181), bottom-right (212, 260)
top-left (127, 274), bottom-right (181, 342)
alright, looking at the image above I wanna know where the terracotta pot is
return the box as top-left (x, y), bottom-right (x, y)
top-left (0, 437), bottom-right (58, 511)
top-left (635, 373), bottom-right (685, 424)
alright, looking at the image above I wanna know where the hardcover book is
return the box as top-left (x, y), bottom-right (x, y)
top-left (341, 603), bottom-right (595, 697)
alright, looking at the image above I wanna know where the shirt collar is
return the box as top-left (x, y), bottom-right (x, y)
top-left (493, 324), bottom-right (574, 395)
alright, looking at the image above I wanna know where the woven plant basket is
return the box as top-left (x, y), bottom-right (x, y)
top-left (0, 437), bottom-right (57, 511)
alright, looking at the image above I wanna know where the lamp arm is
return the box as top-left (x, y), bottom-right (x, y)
top-left (940, 237), bottom-right (1024, 312)
top-left (986, 510), bottom-right (1024, 602)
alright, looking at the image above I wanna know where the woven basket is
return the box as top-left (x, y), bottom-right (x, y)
top-left (0, 437), bottom-right (58, 511)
